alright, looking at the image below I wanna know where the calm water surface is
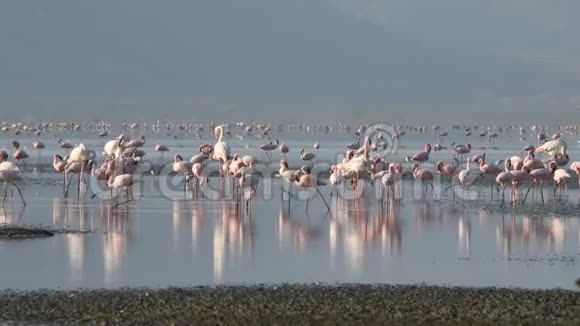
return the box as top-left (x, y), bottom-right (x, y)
top-left (0, 131), bottom-right (578, 290)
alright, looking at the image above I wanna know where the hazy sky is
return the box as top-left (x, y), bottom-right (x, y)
top-left (0, 0), bottom-right (578, 123)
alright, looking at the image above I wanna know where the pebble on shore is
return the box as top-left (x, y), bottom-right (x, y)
top-left (0, 285), bottom-right (578, 324)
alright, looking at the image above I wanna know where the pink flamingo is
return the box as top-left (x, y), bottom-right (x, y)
top-left (295, 166), bottom-right (329, 213)
top-left (191, 162), bottom-right (207, 198)
top-left (436, 161), bottom-right (458, 178)
top-left (451, 143), bottom-right (471, 162)
top-left (504, 156), bottom-right (523, 171)
top-left (553, 167), bottom-right (571, 201)
top-left (478, 153), bottom-right (501, 199)
top-left (495, 169), bottom-right (513, 207)
top-left (509, 169), bottom-right (530, 205)
top-left (155, 144), bottom-right (169, 160)
top-left (522, 150), bottom-right (544, 173)
top-left (412, 163), bottom-right (435, 199)
top-left (570, 161), bottom-right (580, 187)
top-left (411, 144), bottom-right (431, 165)
top-left (522, 162), bottom-right (556, 205)
top-left (12, 142), bottom-right (28, 164)
top-left (173, 154), bottom-right (191, 194)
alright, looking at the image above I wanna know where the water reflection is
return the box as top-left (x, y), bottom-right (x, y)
top-left (191, 202), bottom-right (205, 252)
top-left (0, 205), bottom-right (25, 225)
top-left (495, 215), bottom-right (575, 258)
top-left (30, 187), bottom-right (580, 289)
top-left (102, 202), bottom-right (131, 284)
top-left (52, 197), bottom-right (93, 232)
top-left (213, 201), bottom-right (255, 284)
top-left (278, 207), bottom-right (323, 253)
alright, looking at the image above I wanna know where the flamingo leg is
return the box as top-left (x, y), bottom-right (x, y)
top-left (65, 174), bottom-right (74, 198)
top-left (12, 183), bottom-right (26, 207)
top-left (78, 164), bottom-right (83, 199)
top-left (316, 188), bottom-right (330, 211)
top-left (522, 185), bottom-right (533, 204)
top-left (429, 182), bottom-right (437, 200)
top-left (2, 183), bottom-right (7, 208)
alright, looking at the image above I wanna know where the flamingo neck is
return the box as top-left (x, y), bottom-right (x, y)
top-left (216, 126), bottom-right (224, 142)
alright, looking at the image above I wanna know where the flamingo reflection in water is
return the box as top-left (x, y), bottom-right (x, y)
top-left (496, 215), bottom-right (569, 259)
top-left (100, 200), bottom-right (132, 284)
top-left (213, 201), bottom-right (255, 284)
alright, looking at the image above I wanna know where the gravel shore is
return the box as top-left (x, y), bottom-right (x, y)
top-left (0, 284), bottom-right (578, 325)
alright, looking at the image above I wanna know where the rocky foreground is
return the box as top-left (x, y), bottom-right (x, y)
top-left (0, 285), bottom-right (578, 325)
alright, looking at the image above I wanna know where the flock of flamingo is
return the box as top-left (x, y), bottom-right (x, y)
top-left (0, 121), bottom-right (578, 213)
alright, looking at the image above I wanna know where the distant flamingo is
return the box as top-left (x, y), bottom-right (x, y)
top-left (279, 143), bottom-right (289, 155)
top-left (411, 144), bottom-right (431, 165)
top-left (125, 135), bottom-right (145, 148)
top-left (451, 143), bottom-right (471, 162)
top-left (58, 138), bottom-right (74, 152)
top-left (32, 141), bottom-right (45, 149)
top-left (259, 139), bottom-right (278, 160)
top-left (11, 142), bottom-right (28, 164)
top-left (154, 144), bottom-right (169, 160)
top-left (300, 148), bottom-right (316, 162)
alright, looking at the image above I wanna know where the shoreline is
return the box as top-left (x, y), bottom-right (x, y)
top-left (1, 284), bottom-right (579, 324)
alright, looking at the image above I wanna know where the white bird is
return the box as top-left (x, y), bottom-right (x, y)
top-left (0, 161), bottom-right (19, 172)
top-left (0, 168), bottom-right (26, 207)
top-left (103, 137), bottom-right (126, 159)
top-left (553, 168), bottom-right (571, 200)
top-left (535, 138), bottom-right (567, 157)
top-left (213, 125), bottom-right (231, 177)
top-left (65, 144), bottom-right (91, 198)
top-left (458, 158), bottom-right (478, 190)
top-left (108, 174), bottom-right (135, 206)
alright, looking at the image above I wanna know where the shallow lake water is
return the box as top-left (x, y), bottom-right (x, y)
top-left (0, 129), bottom-right (579, 290)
